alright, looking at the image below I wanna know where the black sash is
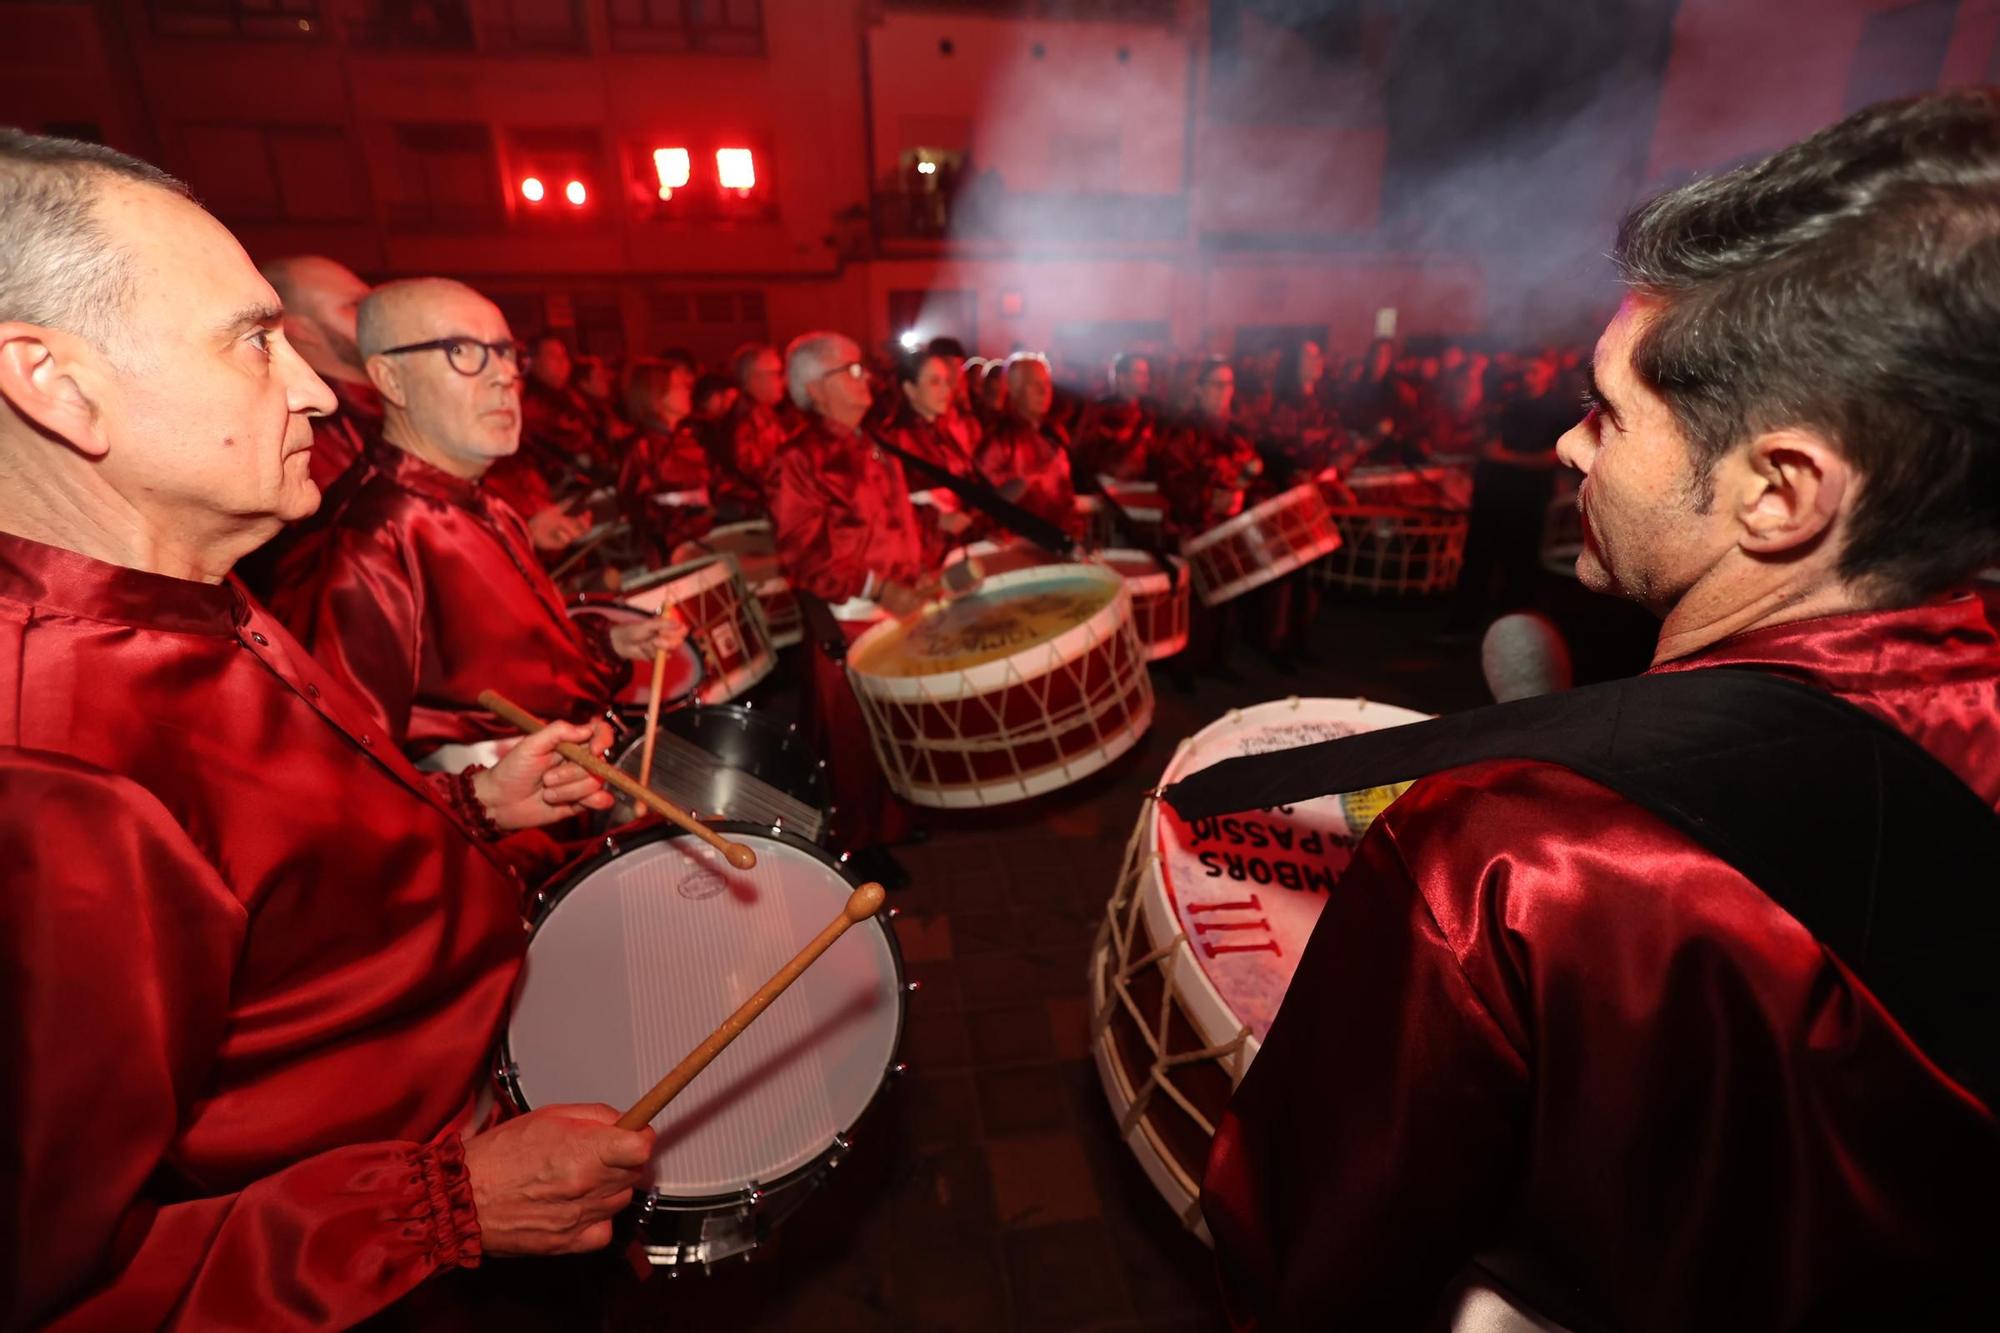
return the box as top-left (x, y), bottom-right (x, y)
top-left (1162, 668), bottom-right (2000, 1106)
top-left (865, 429), bottom-right (1080, 560)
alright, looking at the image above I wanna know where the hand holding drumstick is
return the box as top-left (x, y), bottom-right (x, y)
top-left (478, 689), bottom-right (756, 869)
top-left (635, 605), bottom-right (688, 794)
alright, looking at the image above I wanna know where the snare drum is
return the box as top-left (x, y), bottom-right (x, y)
top-left (620, 555), bottom-right (777, 704)
top-left (674, 521), bottom-right (803, 650)
top-left (500, 823), bottom-right (906, 1268)
top-left (1181, 483), bottom-right (1343, 607)
top-left (566, 599), bottom-right (707, 714)
top-left (846, 564), bottom-right (1154, 808)
top-left (1089, 697), bottom-right (1429, 1235)
top-left (608, 703), bottom-right (828, 842)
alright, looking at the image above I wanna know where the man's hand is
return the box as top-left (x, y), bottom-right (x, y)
top-left (462, 1105), bottom-right (655, 1256)
top-left (879, 576), bottom-right (939, 617)
top-left (472, 717), bottom-right (615, 830)
top-left (527, 505), bottom-right (590, 553)
top-left (607, 615), bottom-right (689, 663)
top-left (937, 509), bottom-right (975, 537)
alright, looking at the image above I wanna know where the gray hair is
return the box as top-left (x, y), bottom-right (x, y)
top-left (0, 129), bottom-right (190, 347)
top-left (784, 331), bottom-right (857, 410)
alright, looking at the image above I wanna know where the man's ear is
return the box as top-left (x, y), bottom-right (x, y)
top-left (0, 325), bottom-right (114, 458)
top-left (365, 353), bottom-right (407, 409)
top-left (1733, 428), bottom-right (1851, 557)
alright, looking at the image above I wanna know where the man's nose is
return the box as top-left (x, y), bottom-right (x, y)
top-left (1555, 421), bottom-right (1593, 474)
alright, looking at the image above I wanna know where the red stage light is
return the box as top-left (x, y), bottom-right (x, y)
top-left (653, 147), bottom-right (691, 200)
top-left (564, 179), bottom-right (587, 206)
top-left (520, 176), bottom-right (546, 203)
top-left (716, 147), bottom-right (756, 194)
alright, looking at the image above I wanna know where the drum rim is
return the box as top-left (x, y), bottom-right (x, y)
top-left (562, 602), bottom-right (709, 702)
top-left (609, 702), bottom-right (829, 815)
top-left (1180, 482), bottom-right (1330, 556)
top-left (845, 563), bottom-right (1133, 698)
top-left (619, 552), bottom-right (740, 600)
top-left (498, 820), bottom-right (907, 1209)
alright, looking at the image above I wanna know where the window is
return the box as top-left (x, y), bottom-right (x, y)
top-left (607, 0), bottom-right (763, 55)
top-left (384, 123), bottom-right (502, 230)
top-left (349, 0), bottom-right (584, 51)
top-left (150, 0), bottom-right (322, 39)
top-left (179, 124), bottom-right (363, 222)
top-left (628, 138), bottom-right (776, 221)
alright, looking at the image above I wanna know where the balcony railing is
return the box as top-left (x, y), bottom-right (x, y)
top-left (345, 0), bottom-right (587, 53)
top-left (875, 187), bottom-right (1187, 244)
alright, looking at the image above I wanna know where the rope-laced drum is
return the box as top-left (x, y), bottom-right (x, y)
top-left (1182, 483), bottom-right (1344, 607)
top-left (945, 540), bottom-right (1191, 663)
top-left (1316, 503), bottom-right (1469, 596)
top-left (619, 554), bottom-right (777, 704)
top-left (1089, 696), bottom-right (1430, 1236)
top-left (674, 520), bottom-right (802, 650)
top-left (846, 563), bottom-right (1154, 808)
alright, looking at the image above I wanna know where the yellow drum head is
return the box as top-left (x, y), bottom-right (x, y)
top-left (850, 574), bottom-right (1118, 678)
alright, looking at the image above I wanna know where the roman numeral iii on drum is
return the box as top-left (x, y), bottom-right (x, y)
top-left (1185, 896), bottom-right (1280, 958)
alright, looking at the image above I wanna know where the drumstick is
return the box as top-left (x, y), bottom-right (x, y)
top-left (635, 607), bottom-right (680, 804)
top-left (476, 688), bottom-right (757, 870)
top-left (616, 882), bottom-right (887, 1131)
top-left (548, 520), bottom-right (624, 582)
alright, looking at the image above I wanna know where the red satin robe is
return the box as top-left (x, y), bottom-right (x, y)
top-left (270, 438), bottom-right (629, 759)
top-left (520, 379), bottom-right (611, 488)
top-left (0, 531), bottom-right (523, 1330)
top-left (768, 415), bottom-right (939, 850)
top-left (619, 420), bottom-right (714, 555)
top-left (1203, 595), bottom-right (2000, 1331)
top-left (1156, 416), bottom-right (1263, 540)
top-left (1074, 395), bottom-right (1158, 484)
top-left (879, 405), bottom-right (989, 550)
top-left (708, 397), bottom-right (795, 521)
top-left (976, 414), bottom-right (1081, 540)
top-left (306, 378), bottom-right (383, 493)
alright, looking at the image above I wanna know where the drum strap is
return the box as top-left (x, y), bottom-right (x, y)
top-left (865, 429), bottom-right (1081, 560)
top-left (1162, 667), bottom-right (2000, 1107)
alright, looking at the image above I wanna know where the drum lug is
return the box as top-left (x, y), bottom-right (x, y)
top-left (602, 835), bottom-right (618, 854)
top-left (904, 979), bottom-right (921, 993)
top-left (885, 906), bottom-right (900, 920)
top-left (891, 1061), bottom-right (909, 1079)
top-left (829, 1132), bottom-right (852, 1166)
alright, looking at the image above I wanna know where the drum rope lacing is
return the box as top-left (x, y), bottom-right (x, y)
top-left (1090, 787), bottom-right (1252, 1231)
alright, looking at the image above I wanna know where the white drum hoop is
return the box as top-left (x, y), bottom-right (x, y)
top-left (619, 554), bottom-right (777, 704)
top-left (500, 823), bottom-right (906, 1266)
top-left (1182, 484), bottom-right (1343, 606)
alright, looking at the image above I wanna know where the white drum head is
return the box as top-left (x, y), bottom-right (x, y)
top-left (1149, 696), bottom-right (1430, 1043)
top-left (506, 831), bottom-right (904, 1199)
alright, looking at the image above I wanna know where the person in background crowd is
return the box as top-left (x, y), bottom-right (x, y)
top-left (973, 354), bottom-right (1010, 426)
top-left (259, 255), bottom-right (379, 492)
top-left (1258, 337), bottom-right (1344, 484)
top-left (768, 331), bottom-right (945, 887)
top-left (1158, 356), bottom-right (1264, 678)
top-left (0, 129), bottom-right (649, 1331)
top-left (618, 351), bottom-right (713, 557)
top-left (708, 341), bottom-right (792, 522)
top-left (271, 279), bottom-right (680, 768)
top-left (882, 345), bottom-right (984, 549)
top-left (1075, 350), bottom-right (1159, 485)
top-left (1442, 350), bottom-right (1574, 637)
top-left (976, 352), bottom-right (1080, 540)
top-left (519, 331), bottom-right (609, 489)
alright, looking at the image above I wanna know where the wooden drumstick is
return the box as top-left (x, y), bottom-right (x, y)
top-left (476, 688), bottom-right (757, 870)
top-left (635, 607), bottom-right (682, 803)
top-left (616, 882), bottom-right (887, 1131)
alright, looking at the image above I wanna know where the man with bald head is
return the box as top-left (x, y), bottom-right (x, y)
top-left (0, 131), bottom-right (658, 1328)
top-left (272, 277), bottom-right (681, 766)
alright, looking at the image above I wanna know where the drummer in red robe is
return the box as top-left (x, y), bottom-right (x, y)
top-left (976, 352), bottom-right (1081, 542)
top-left (617, 351), bottom-right (714, 558)
top-left (259, 254), bottom-right (380, 492)
top-left (0, 130), bottom-right (655, 1329)
top-left (1156, 357), bottom-right (1266, 676)
top-left (1202, 91), bottom-right (2000, 1329)
top-left (880, 344), bottom-right (986, 551)
top-left (270, 277), bottom-right (683, 766)
top-left (706, 342), bottom-right (796, 521)
top-left (1075, 350), bottom-right (1160, 484)
top-left (768, 330), bottom-right (946, 886)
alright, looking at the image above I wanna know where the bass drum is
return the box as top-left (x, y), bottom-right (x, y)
top-left (608, 703), bottom-right (829, 845)
top-left (500, 823), bottom-right (906, 1269)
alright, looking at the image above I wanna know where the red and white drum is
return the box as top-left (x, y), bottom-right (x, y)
top-left (501, 823), bottom-right (905, 1268)
top-left (566, 598), bottom-right (706, 714)
top-left (1073, 494), bottom-right (1115, 553)
top-left (621, 555), bottom-right (777, 704)
top-left (1181, 482), bottom-right (1343, 606)
top-left (945, 541), bottom-right (1190, 663)
top-left (674, 520), bottom-right (802, 650)
top-left (1098, 475), bottom-right (1166, 547)
top-left (846, 563), bottom-right (1154, 808)
top-left (1088, 696), bottom-right (1430, 1234)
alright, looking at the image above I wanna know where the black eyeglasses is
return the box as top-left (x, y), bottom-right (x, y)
top-left (379, 337), bottom-right (521, 377)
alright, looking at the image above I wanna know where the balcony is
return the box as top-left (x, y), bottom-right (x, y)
top-left (344, 0), bottom-right (587, 53)
top-left (874, 184), bottom-right (1187, 246)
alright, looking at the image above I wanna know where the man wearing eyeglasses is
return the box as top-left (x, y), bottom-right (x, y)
top-left (271, 277), bottom-right (684, 770)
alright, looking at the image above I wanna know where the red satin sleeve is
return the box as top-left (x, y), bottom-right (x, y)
top-left (282, 525), bottom-right (424, 746)
top-left (769, 448), bottom-right (867, 604)
top-left (0, 753), bottom-right (478, 1331)
top-left (1199, 775), bottom-right (1530, 1329)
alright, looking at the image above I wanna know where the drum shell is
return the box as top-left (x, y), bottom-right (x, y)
top-left (846, 565), bottom-right (1154, 808)
top-left (566, 598), bottom-right (705, 714)
top-left (623, 555), bottom-right (778, 703)
top-left (498, 822), bottom-right (906, 1264)
top-left (674, 521), bottom-right (803, 650)
top-left (1182, 483), bottom-right (1342, 606)
top-left (1316, 504), bottom-right (1469, 597)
